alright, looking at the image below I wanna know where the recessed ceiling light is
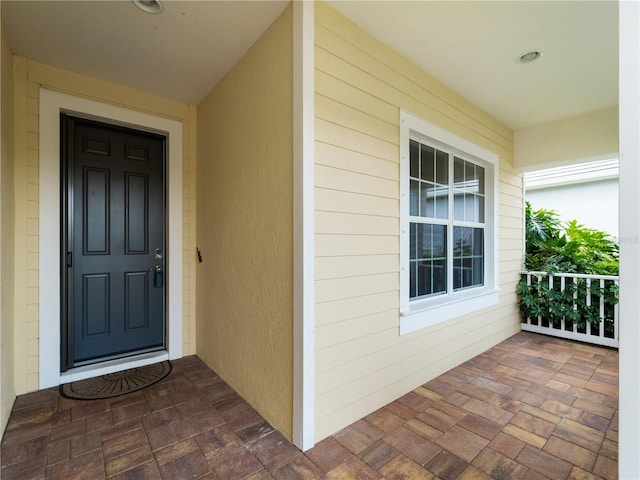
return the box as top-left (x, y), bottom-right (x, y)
top-left (516, 50), bottom-right (543, 64)
top-left (132, 0), bottom-right (163, 14)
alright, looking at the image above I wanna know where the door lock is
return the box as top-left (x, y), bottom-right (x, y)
top-left (150, 265), bottom-right (163, 288)
top-left (154, 248), bottom-right (163, 259)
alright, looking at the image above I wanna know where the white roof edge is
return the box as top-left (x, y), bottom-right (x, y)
top-left (525, 159), bottom-right (618, 189)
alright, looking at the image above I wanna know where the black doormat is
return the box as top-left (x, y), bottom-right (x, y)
top-left (59, 361), bottom-right (172, 401)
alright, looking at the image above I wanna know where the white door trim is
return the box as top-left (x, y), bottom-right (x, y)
top-left (39, 89), bottom-right (183, 388)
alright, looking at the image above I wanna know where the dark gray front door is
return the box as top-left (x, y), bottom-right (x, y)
top-left (61, 115), bottom-right (166, 370)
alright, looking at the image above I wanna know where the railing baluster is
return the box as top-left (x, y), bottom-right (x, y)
top-left (526, 273), bottom-right (532, 325)
top-left (572, 276), bottom-right (578, 333)
top-left (599, 279), bottom-right (605, 338)
top-left (560, 276), bottom-right (566, 332)
top-left (585, 278), bottom-right (592, 336)
top-left (613, 280), bottom-right (619, 341)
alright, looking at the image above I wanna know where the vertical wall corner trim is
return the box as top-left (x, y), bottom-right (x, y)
top-left (292, 0), bottom-right (315, 451)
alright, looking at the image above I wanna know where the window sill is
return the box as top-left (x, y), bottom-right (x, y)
top-left (399, 288), bottom-right (500, 335)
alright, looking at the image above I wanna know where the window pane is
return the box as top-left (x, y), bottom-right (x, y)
top-left (431, 224), bottom-right (446, 258)
top-left (462, 258), bottom-right (473, 287)
top-left (415, 223), bottom-right (431, 259)
top-left (410, 140), bottom-right (419, 178)
top-left (473, 257), bottom-right (484, 286)
top-left (432, 259), bottom-right (447, 293)
top-left (477, 165), bottom-right (485, 194)
top-left (478, 198), bottom-right (485, 223)
top-left (421, 144), bottom-right (434, 182)
top-left (465, 162), bottom-right (475, 188)
top-left (410, 223), bottom-right (447, 298)
top-left (410, 180), bottom-right (419, 216)
top-left (410, 222), bottom-right (417, 258)
top-left (453, 191), bottom-right (464, 221)
top-left (452, 226), bottom-right (484, 291)
top-left (454, 157), bottom-right (465, 189)
top-left (409, 262), bottom-right (417, 298)
top-left (417, 261), bottom-right (431, 297)
top-left (465, 193), bottom-right (477, 222)
top-left (436, 149), bottom-right (448, 184)
top-left (473, 228), bottom-right (483, 256)
top-left (422, 182), bottom-right (435, 217)
top-left (453, 258), bottom-right (462, 290)
top-left (436, 195), bottom-right (448, 220)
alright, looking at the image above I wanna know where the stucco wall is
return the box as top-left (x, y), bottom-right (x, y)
top-left (11, 59), bottom-right (197, 395)
top-left (314, 2), bottom-right (524, 441)
top-left (196, 6), bottom-right (294, 437)
top-left (1, 15), bottom-right (16, 434)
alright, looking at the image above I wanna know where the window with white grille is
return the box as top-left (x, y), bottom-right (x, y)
top-left (400, 111), bottom-right (499, 335)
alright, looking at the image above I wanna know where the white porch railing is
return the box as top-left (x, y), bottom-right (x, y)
top-left (520, 271), bottom-right (619, 348)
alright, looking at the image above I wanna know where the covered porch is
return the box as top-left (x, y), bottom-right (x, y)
top-left (0, 331), bottom-right (617, 479)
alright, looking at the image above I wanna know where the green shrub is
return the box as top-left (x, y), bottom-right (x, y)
top-left (518, 202), bottom-right (619, 333)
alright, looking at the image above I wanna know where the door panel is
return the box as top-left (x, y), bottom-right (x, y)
top-left (62, 115), bottom-right (166, 368)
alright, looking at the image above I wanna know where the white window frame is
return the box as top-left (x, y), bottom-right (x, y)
top-left (399, 110), bottom-right (499, 335)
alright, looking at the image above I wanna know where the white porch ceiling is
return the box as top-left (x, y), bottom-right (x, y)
top-left (1, 0), bottom-right (618, 130)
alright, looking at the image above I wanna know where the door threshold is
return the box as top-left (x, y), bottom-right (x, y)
top-left (59, 350), bottom-right (169, 384)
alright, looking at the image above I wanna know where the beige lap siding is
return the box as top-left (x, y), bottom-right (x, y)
top-left (314, 1), bottom-right (523, 441)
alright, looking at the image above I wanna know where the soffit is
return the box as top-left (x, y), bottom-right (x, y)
top-left (1, 0), bottom-right (289, 105)
top-left (328, 1), bottom-right (619, 130)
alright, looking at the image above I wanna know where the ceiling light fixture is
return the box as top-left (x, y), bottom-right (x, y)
top-left (132, 0), bottom-right (163, 14)
top-left (516, 50), bottom-right (543, 64)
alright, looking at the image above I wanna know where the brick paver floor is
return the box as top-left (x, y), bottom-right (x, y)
top-left (0, 331), bottom-right (618, 479)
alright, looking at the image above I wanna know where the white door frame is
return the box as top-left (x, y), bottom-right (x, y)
top-left (39, 89), bottom-right (183, 387)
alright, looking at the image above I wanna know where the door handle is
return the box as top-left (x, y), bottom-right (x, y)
top-left (150, 265), bottom-right (163, 288)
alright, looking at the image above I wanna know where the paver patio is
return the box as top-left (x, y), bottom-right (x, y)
top-left (0, 331), bottom-right (618, 479)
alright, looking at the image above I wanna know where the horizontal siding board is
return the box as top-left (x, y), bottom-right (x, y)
top-left (499, 204), bottom-right (524, 220)
top-left (501, 259), bottom-right (526, 273)
top-left (316, 326), bottom-right (398, 373)
top-left (315, 142), bottom-right (398, 181)
top-left (316, 117), bottom-right (398, 162)
top-left (315, 234), bottom-right (398, 257)
top-left (316, 272), bottom-right (399, 303)
top-left (500, 237), bottom-right (525, 251)
top-left (315, 310), bottom-right (398, 350)
top-left (316, 93), bottom-right (398, 144)
top-left (499, 193), bottom-right (525, 209)
top-left (316, 188), bottom-right (398, 217)
top-left (316, 254), bottom-right (398, 280)
top-left (315, 291), bottom-right (399, 327)
top-left (316, 211), bottom-right (398, 236)
top-left (315, 164), bottom-right (398, 199)
top-left (500, 169), bottom-right (524, 188)
top-left (316, 69), bottom-right (398, 123)
top-left (499, 182), bottom-right (523, 198)
top-left (499, 216), bottom-right (525, 230)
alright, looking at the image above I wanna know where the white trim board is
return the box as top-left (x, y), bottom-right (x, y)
top-left (39, 89), bottom-right (183, 388)
top-left (292, 0), bottom-right (315, 451)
